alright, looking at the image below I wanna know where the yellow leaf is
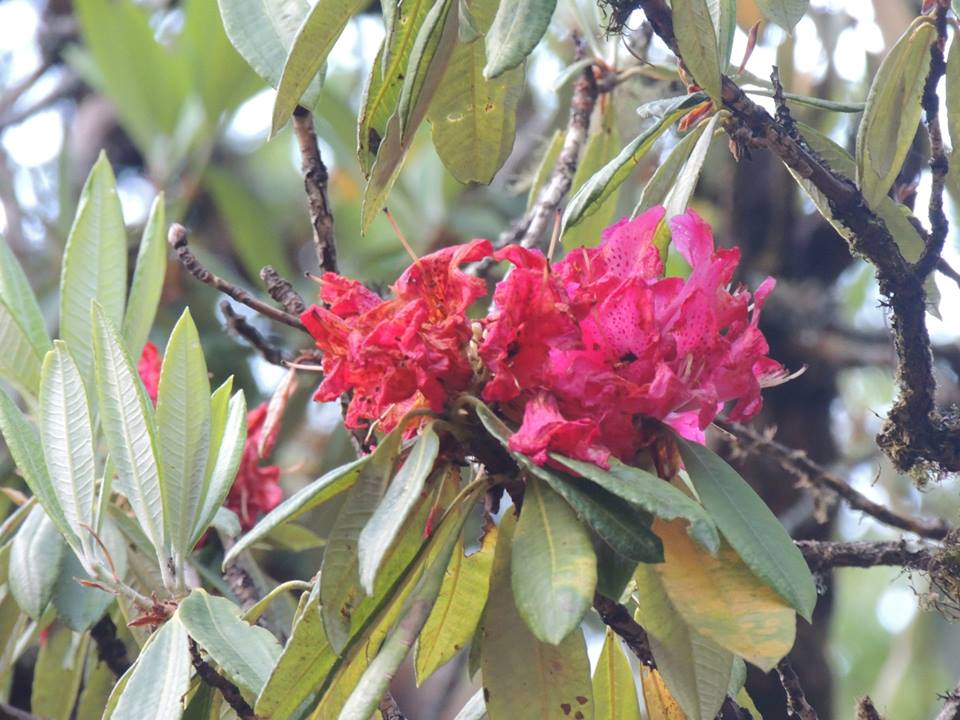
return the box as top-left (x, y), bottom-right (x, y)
top-left (641, 666), bottom-right (687, 720)
top-left (653, 519), bottom-right (796, 671)
top-left (593, 629), bottom-right (642, 720)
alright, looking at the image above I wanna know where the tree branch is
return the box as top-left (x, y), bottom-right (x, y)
top-left (168, 223), bottom-right (306, 331)
top-left (777, 658), bottom-right (820, 720)
top-left (219, 301), bottom-right (287, 366)
top-left (796, 539), bottom-right (933, 573)
top-left (189, 638), bottom-right (258, 720)
top-left (715, 419), bottom-right (951, 540)
top-left (936, 681), bottom-right (960, 720)
top-left (292, 106), bottom-right (337, 274)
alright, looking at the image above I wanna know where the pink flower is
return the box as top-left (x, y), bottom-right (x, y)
top-left (480, 207), bottom-right (786, 466)
top-left (301, 239), bottom-right (493, 432)
top-left (137, 342), bottom-right (161, 404)
top-left (227, 403), bottom-right (282, 531)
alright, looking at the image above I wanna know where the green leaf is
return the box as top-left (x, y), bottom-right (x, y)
top-left (856, 16), bottom-right (937, 208)
top-left (635, 563), bottom-right (732, 720)
top-left (76, 648), bottom-right (118, 720)
top-left (204, 376), bottom-right (234, 484)
top-left (156, 309), bottom-right (211, 560)
top-left (483, 0), bottom-right (556, 80)
top-left (39, 342), bottom-right (97, 557)
top-left (662, 112), bottom-right (718, 221)
top-left (593, 533), bottom-right (637, 600)
top-left (92, 306), bottom-right (165, 561)
top-left (593, 629), bottom-right (642, 720)
top-left (673, 0), bottom-right (722, 101)
top-left (109, 617), bottom-right (191, 720)
top-left (222, 455), bottom-right (367, 568)
top-left (755, 0), bottom-right (809, 31)
top-left (122, 194), bottom-right (166, 358)
top-left (320, 422), bottom-right (407, 651)
top-left (415, 527), bottom-right (496, 685)
top-left (31, 622), bottom-right (89, 720)
top-left (271, 0), bottom-right (367, 135)
top-left (481, 512), bottom-right (594, 720)
top-left (217, 0), bottom-right (323, 106)
top-left (527, 130), bottom-right (565, 210)
top-left (634, 122), bottom-right (707, 216)
top-left (10, 506), bottom-right (66, 619)
top-left (511, 475), bottom-right (596, 645)
top-left (177, 590), bottom-right (283, 697)
top-left (710, 0), bottom-right (737, 67)
top-left (428, 0), bottom-right (525, 184)
top-left (453, 690), bottom-right (487, 720)
top-left (562, 95), bottom-right (700, 232)
top-left (59, 152), bottom-right (127, 391)
top-left (52, 551), bottom-right (114, 632)
top-left (0, 236), bottom-right (49, 357)
top-left (552, 454), bottom-right (720, 553)
top-left (676, 436), bottom-right (816, 621)
top-left (190, 390), bottom-right (247, 548)
top-left (948, 36), bottom-right (960, 177)
top-left (359, 423), bottom-right (440, 594)
top-left (562, 105), bottom-right (621, 247)
top-left (0, 297), bottom-right (43, 397)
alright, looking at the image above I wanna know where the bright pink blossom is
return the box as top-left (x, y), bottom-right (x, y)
top-left (227, 403), bottom-right (283, 531)
top-left (301, 239), bottom-right (493, 431)
top-left (480, 207), bottom-right (786, 466)
top-left (137, 342), bottom-right (161, 404)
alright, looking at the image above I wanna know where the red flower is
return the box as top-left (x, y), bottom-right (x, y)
top-left (480, 207), bottom-right (787, 466)
top-left (137, 342), bottom-right (161, 404)
top-left (300, 239), bottom-right (493, 432)
top-left (227, 403), bottom-right (282, 531)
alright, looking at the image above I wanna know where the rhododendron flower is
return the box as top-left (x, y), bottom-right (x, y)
top-left (227, 403), bottom-right (282, 531)
top-left (137, 342), bottom-right (161, 404)
top-left (480, 206), bottom-right (787, 466)
top-left (300, 239), bottom-right (493, 431)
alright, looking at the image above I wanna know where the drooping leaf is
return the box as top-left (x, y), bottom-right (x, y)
top-left (754, 0), bottom-right (809, 32)
top-left (856, 16), bottom-right (937, 208)
top-left (222, 455), bottom-right (367, 567)
top-left (52, 552), bottom-right (115, 633)
top-left (483, 0), bottom-right (556, 80)
top-left (359, 424), bottom-right (441, 594)
top-left (31, 622), bottom-right (90, 720)
top-left (710, 0), bottom-right (737, 67)
top-left (672, 0), bottom-right (722, 100)
top-left (109, 617), bottom-right (191, 720)
top-left (676, 436), bottom-right (816, 621)
top-left (39, 342), bottom-right (98, 558)
top-left (76, 649), bottom-right (118, 720)
top-left (593, 629), bottom-right (642, 720)
top-left (0, 236), bottom-right (49, 357)
top-left (59, 152), bottom-right (128, 391)
top-left (562, 104), bottom-right (621, 247)
top-left (92, 306), bottom-right (165, 561)
top-left (9, 506), bottom-right (66, 620)
top-left (640, 666), bottom-right (687, 720)
top-left (635, 561), bottom-right (733, 720)
top-left (271, 0), bottom-right (367, 135)
top-left (633, 122), bottom-right (707, 216)
top-left (0, 297), bottom-right (43, 397)
top-left (178, 590), bottom-right (283, 697)
top-left (122, 193), bottom-right (166, 358)
top-left (481, 512), bottom-right (594, 720)
top-left (156, 309), bottom-right (211, 560)
top-left (428, 0), bottom-right (524, 184)
top-left (511, 474), bottom-right (596, 645)
top-left (415, 526), bottom-right (496, 685)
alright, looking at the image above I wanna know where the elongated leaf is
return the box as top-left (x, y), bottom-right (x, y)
top-left (52, 552), bottom-right (115, 632)
top-left (527, 130), bottom-right (565, 210)
top-left (31, 623), bottom-right (89, 720)
top-left (217, 0), bottom-right (322, 106)
top-left (710, 0), bottom-right (736, 67)
top-left (415, 527), bottom-right (496, 684)
top-left (178, 590), bottom-right (282, 697)
top-left (76, 645), bottom-right (117, 720)
top-left (271, 0), bottom-right (367, 135)
top-left (156, 309), bottom-right (211, 560)
top-left (755, 0), bottom-right (809, 31)
top-left (676, 437), bottom-right (816, 621)
top-left (0, 236), bottom-right (49, 356)
top-left (948, 36), bottom-right (960, 177)
top-left (483, 0), bottom-right (556, 80)
top-left (482, 512), bottom-right (594, 720)
top-left (635, 562), bottom-right (733, 720)
top-left (562, 104), bottom-right (621, 247)
top-left (663, 112), bottom-right (718, 220)
top-left (320, 422), bottom-right (407, 651)
top-left (222, 455), bottom-right (365, 567)
top-left (593, 629), bottom-right (642, 720)
top-left (429, 0), bottom-right (524, 184)
top-left (110, 617), bottom-right (191, 720)
top-left (40, 342), bottom-right (97, 556)
top-left (553, 455), bottom-right (719, 552)
top-left (640, 666), bottom-right (688, 720)
top-left (59, 152), bottom-right (127, 390)
top-left (358, 0), bottom-right (435, 176)
top-left (122, 194), bottom-right (165, 358)
top-left (634, 122), bottom-right (707, 216)
top-left (205, 377), bottom-right (233, 482)
top-left (92, 306), bottom-right (165, 560)
top-left (359, 423), bottom-right (440, 593)
top-left (673, 0), bottom-right (721, 100)
top-left (10, 506), bottom-right (66, 619)
top-left (453, 690), bottom-right (487, 720)
top-left (511, 475), bottom-right (596, 645)
top-left (856, 16), bottom-right (936, 208)
top-left (190, 391), bottom-right (247, 548)
top-left (0, 298), bottom-right (43, 397)
top-left (563, 95), bottom-right (699, 231)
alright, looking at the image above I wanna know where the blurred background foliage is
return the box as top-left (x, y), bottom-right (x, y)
top-left (0, 0), bottom-right (959, 717)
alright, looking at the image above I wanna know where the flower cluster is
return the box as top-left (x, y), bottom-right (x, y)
top-left (300, 207), bottom-right (786, 466)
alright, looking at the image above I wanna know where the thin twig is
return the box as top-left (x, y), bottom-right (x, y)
top-left (189, 638), bottom-right (258, 720)
top-left (220, 301), bottom-right (287, 366)
top-left (937, 257), bottom-right (960, 290)
top-left (260, 266), bottom-right (306, 316)
top-left (715, 419), bottom-right (951, 540)
top-left (777, 658), bottom-right (820, 720)
top-left (89, 615), bottom-right (132, 677)
top-left (292, 106), bottom-right (337, 274)
top-left (0, 60), bottom-right (52, 117)
top-left (796, 539), bottom-right (932, 574)
top-left (0, 76), bottom-right (80, 130)
top-left (167, 224), bottom-right (306, 331)
top-left (0, 703), bottom-right (39, 720)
